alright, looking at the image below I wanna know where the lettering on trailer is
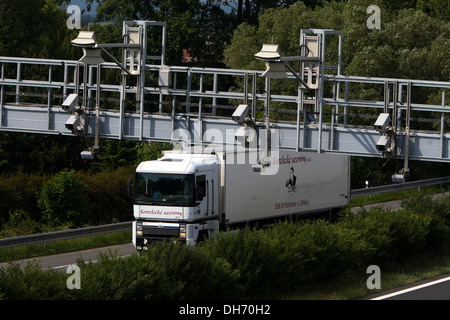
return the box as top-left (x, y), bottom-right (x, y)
top-left (274, 200), bottom-right (309, 210)
top-left (139, 208), bottom-right (182, 218)
top-left (273, 154), bottom-right (311, 165)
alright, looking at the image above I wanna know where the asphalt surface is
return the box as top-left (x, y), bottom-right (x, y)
top-left (0, 243), bottom-right (136, 271)
top-left (365, 274), bottom-right (450, 300)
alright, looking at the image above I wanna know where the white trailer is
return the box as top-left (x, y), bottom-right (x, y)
top-left (132, 147), bottom-right (350, 249)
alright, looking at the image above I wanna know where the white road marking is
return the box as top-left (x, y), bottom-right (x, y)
top-left (371, 276), bottom-right (450, 300)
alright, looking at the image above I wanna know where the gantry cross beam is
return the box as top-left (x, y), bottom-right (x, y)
top-left (0, 22), bottom-right (448, 171)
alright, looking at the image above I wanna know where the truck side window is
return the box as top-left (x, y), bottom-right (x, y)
top-left (196, 175), bottom-right (206, 200)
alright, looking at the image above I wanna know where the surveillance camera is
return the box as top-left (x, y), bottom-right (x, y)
top-left (232, 104), bottom-right (249, 124)
top-left (374, 113), bottom-right (390, 133)
top-left (376, 135), bottom-right (391, 152)
top-left (234, 126), bottom-right (256, 148)
top-left (65, 114), bottom-right (81, 132)
top-left (81, 150), bottom-right (95, 160)
top-left (158, 66), bottom-right (171, 87)
top-left (234, 126), bottom-right (248, 145)
top-left (391, 173), bottom-right (405, 184)
top-left (62, 94), bottom-right (79, 113)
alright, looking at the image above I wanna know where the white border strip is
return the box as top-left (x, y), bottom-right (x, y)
top-left (371, 276), bottom-right (450, 300)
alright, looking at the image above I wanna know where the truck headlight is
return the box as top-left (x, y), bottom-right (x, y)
top-left (179, 224), bottom-right (186, 238)
top-left (136, 230), bottom-right (143, 236)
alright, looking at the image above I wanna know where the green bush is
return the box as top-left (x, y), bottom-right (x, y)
top-left (0, 171), bottom-right (46, 224)
top-left (271, 220), bottom-right (373, 282)
top-left (38, 169), bottom-right (91, 227)
top-left (80, 167), bottom-right (134, 224)
top-left (67, 244), bottom-right (240, 300)
top-left (2, 195), bottom-right (450, 300)
top-left (201, 227), bottom-right (282, 298)
top-left (340, 206), bottom-right (433, 263)
top-left (0, 262), bottom-right (67, 300)
top-left (401, 194), bottom-right (450, 251)
top-left (0, 210), bottom-right (43, 238)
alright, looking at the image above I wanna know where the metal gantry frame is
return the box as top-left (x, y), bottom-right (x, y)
top-left (0, 23), bottom-right (448, 166)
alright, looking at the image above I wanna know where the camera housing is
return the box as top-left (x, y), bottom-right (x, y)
top-left (62, 94), bottom-right (79, 113)
top-left (374, 113), bottom-right (390, 133)
top-left (376, 135), bottom-right (391, 152)
top-left (65, 114), bottom-right (81, 132)
top-left (232, 104), bottom-right (249, 124)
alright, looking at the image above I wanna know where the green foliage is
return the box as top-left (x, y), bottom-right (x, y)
top-left (0, 261), bottom-right (68, 300)
top-left (136, 141), bottom-right (173, 164)
top-left (225, 1), bottom-right (449, 83)
top-left (340, 207), bottom-right (432, 263)
top-left (0, 133), bottom-right (90, 174)
top-left (0, 0), bottom-right (78, 59)
top-left (0, 168), bottom-right (134, 236)
top-left (3, 194), bottom-right (450, 299)
top-left (67, 244), bottom-right (240, 300)
top-left (0, 210), bottom-right (43, 238)
top-left (38, 170), bottom-right (92, 227)
top-left (0, 171), bottom-right (47, 225)
top-left (90, 0), bottom-right (235, 66)
top-left (91, 140), bottom-right (139, 172)
top-left (80, 167), bottom-right (134, 224)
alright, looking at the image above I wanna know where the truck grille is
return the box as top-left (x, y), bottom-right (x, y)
top-left (143, 225), bottom-right (179, 238)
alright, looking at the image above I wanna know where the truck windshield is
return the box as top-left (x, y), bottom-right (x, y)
top-left (135, 173), bottom-right (195, 206)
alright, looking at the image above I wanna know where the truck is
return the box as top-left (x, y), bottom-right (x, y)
top-left (132, 146), bottom-right (350, 250)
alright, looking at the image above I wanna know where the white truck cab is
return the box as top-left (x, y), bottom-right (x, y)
top-left (133, 152), bottom-right (221, 249)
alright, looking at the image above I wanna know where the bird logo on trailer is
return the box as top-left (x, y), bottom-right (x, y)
top-left (285, 167), bottom-right (297, 195)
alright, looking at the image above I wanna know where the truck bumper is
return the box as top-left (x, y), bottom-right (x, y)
top-left (133, 219), bottom-right (220, 250)
top-left (134, 221), bottom-right (186, 250)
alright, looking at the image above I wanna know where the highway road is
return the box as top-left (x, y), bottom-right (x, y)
top-left (366, 274), bottom-right (450, 300)
top-left (0, 243), bottom-right (136, 271)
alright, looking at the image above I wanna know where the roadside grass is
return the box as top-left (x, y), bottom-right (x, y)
top-left (0, 231), bottom-right (131, 263)
top-left (285, 252), bottom-right (450, 300)
top-left (350, 184), bottom-right (450, 207)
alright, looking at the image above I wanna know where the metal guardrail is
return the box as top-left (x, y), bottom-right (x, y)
top-left (1, 176), bottom-right (450, 249)
top-left (351, 176), bottom-right (450, 197)
top-left (0, 221), bottom-right (132, 249)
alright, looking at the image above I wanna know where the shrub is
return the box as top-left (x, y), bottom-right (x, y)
top-left (0, 171), bottom-right (46, 224)
top-left (340, 206), bottom-right (432, 263)
top-left (0, 210), bottom-right (43, 238)
top-left (67, 244), bottom-right (240, 300)
top-left (80, 167), bottom-right (134, 224)
top-left (38, 169), bottom-right (91, 227)
top-left (203, 227), bottom-right (281, 298)
top-left (266, 220), bottom-right (373, 284)
top-left (2, 195), bottom-right (450, 300)
top-left (0, 261), bottom-right (67, 300)
top-left (401, 194), bottom-right (450, 250)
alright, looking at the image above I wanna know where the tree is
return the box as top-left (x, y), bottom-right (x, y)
top-left (225, 1), bottom-right (449, 82)
top-left (417, 0), bottom-right (450, 21)
top-left (86, 0), bottom-right (235, 66)
top-left (0, 0), bottom-right (78, 59)
top-left (38, 169), bottom-right (91, 227)
top-left (224, 1), bottom-right (450, 185)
